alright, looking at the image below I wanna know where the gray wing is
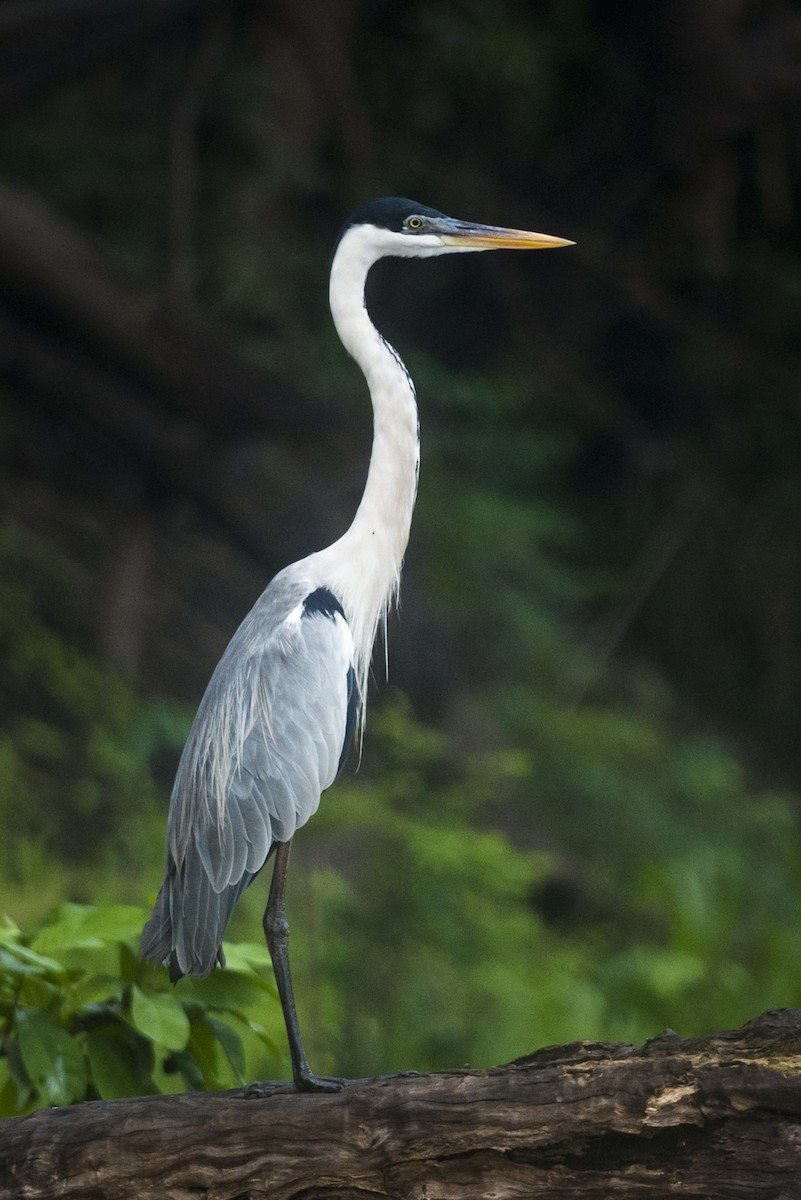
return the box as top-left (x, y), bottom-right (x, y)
top-left (141, 580), bottom-right (356, 979)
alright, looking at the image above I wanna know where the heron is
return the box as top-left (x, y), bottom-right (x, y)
top-left (141, 197), bottom-right (572, 1092)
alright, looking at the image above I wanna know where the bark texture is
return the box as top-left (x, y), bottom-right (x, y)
top-left (2, 1009), bottom-right (801, 1198)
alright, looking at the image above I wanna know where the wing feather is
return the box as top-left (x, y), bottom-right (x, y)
top-left (141, 580), bottom-right (356, 978)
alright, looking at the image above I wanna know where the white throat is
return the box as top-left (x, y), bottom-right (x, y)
top-left (312, 223), bottom-right (420, 714)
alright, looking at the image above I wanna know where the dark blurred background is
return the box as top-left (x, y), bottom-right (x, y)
top-left (2, 0), bottom-right (801, 1075)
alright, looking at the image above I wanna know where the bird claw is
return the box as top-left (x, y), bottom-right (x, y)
top-left (242, 1079), bottom-right (292, 1099)
top-left (296, 1071), bottom-right (347, 1093)
top-left (243, 1072), bottom-right (347, 1099)
top-left (242, 1066), bottom-right (425, 1099)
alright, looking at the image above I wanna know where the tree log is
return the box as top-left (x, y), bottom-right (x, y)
top-left (2, 1009), bottom-right (801, 1198)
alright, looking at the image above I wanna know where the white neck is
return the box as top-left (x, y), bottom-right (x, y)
top-left (312, 224), bottom-right (420, 712)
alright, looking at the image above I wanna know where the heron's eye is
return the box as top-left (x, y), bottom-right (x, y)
top-left (405, 216), bottom-right (423, 231)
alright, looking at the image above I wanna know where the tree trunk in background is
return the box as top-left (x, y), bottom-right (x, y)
top-left (2, 1010), bottom-right (801, 1199)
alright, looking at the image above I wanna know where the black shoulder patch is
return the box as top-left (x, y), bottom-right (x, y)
top-left (302, 587), bottom-right (345, 620)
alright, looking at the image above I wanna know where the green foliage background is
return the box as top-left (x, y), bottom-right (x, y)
top-left (2, 2), bottom-right (801, 1111)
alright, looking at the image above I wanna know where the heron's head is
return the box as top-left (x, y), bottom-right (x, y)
top-left (337, 197), bottom-right (573, 262)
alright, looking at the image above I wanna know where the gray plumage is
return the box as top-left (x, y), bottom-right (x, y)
top-left (141, 569), bottom-right (355, 981)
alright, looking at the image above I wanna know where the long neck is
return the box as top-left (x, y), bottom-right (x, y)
top-left (316, 230), bottom-right (420, 709)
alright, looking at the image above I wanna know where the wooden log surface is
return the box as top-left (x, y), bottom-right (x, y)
top-left (2, 1009), bottom-right (801, 1199)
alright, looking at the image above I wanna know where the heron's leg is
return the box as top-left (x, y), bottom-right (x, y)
top-left (261, 839), bottom-right (343, 1094)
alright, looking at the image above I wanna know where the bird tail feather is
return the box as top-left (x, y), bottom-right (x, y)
top-left (140, 861), bottom-right (253, 981)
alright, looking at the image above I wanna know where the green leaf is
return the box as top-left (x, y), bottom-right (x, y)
top-left (167, 1048), bottom-right (205, 1092)
top-left (0, 915), bottom-right (21, 943)
top-left (151, 1050), bottom-right (191, 1096)
top-left (4, 1034), bottom-right (34, 1112)
top-left (220, 941), bottom-right (272, 973)
top-left (30, 903), bottom-right (145, 957)
top-left (0, 1060), bottom-right (20, 1117)
top-left (130, 985), bottom-right (190, 1051)
top-left (80, 905), bottom-right (147, 944)
top-left (0, 943), bottom-right (68, 981)
top-left (17, 975), bottom-right (61, 1011)
top-left (30, 914), bottom-right (103, 957)
top-left (207, 1017), bottom-right (246, 1083)
top-left (119, 940), bottom-right (141, 983)
top-left (62, 974), bottom-right (123, 1017)
top-left (177, 969), bottom-right (276, 1013)
top-left (239, 1017), bottom-right (282, 1059)
top-left (55, 943), bottom-right (122, 979)
top-left (85, 1027), bottom-right (149, 1099)
top-left (186, 1019), bottom-right (223, 1089)
top-left (15, 1008), bottom-right (88, 1106)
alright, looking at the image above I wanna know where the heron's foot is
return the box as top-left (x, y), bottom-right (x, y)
top-left (243, 1079), bottom-right (292, 1099)
top-left (243, 1072), bottom-right (347, 1099)
top-left (243, 1067), bottom-right (421, 1099)
top-left (295, 1070), bottom-right (347, 1094)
